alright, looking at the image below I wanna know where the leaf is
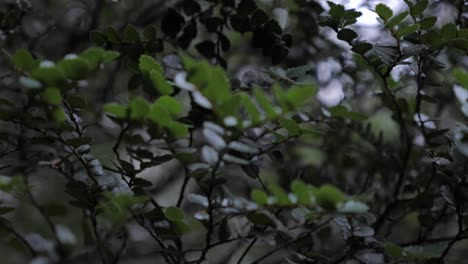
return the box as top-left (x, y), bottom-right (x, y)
top-left (251, 190), bottom-right (268, 205)
top-left (237, 0), bottom-right (257, 17)
top-left (286, 83), bottom-right (317, 108)
top-left (13, 49), bottom-right (34, 71)
top-left (247, 211), bottom-right (274, 226)
top-left (329, 105), bottom-right (367, 121)
top-left (253, 87), bottom-right (277, 119)
top-left (129, 97), bottom-right (149, 119)
top-left (286, 64), bottom-right (312, 78)
top-left (104, 103), bottom-right (128, 118)
top-left (441, 23), bottom-right (457, 40)
top-left (279, 117), bottom-right (301, 136)
top-left (454, 68), bottom-right (468, 89)
top-left (123, 24), bottom-right (140, 43)
top-left (150, 69), bottom-right (173, 95)
top-left (418, 16), bottom-right (437, 30)
top-left (161, 9), bottom-right (185, 38)
top-left (42, 87), bottom-right (62, 105)
top-left (376, 3), bottom-right (393, 21)
top-left (101, 50), bottom-right (120, 62)
top-left (67, 95), bottom-right (88, 109)
top-left (337, 28), bottom-right (358, 42)
top-left (52, 108), bottom-right (67, 123)
top-left (183, 0), bottom-right (201, 15)
top-left (195, 41), bottom-right (216, 58)
top-left (133, 178), bottom-right (153, 187)
top-left (411, 0), bottom-right (428, 17)
top-left (58, 58), bottom-right (90, 80)
top-left (316, 184), bottom-right (345, 210)
top-left (291, 180), bottom-right (316, 206)
top-left (154, 96), bottom-right (183, 117)
top-left (396, 24), bottom-right (420, 38)
top-left (329, 3), bottom-right (345, 19)
top-left (139, 55), bottom-right (164, 76)
top-left (164, 207), bottom-right (184, 222)
top-left (386, 11), bottom-right (408, 28)
top-left (203, 66), bottom-right (231, 103)
top-left (251, 9), bottom-right (269, 25)
top-left (352, 42), bottom-right (373, 54)
top-left (31, 66), bottom-right (66, 85)
top-left (453, 39), bottom-right (468, 51)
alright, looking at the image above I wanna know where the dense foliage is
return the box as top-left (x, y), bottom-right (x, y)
top-left (1, 0), bottom-right (468, 263)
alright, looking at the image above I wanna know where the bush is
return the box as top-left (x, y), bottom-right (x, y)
top-left (0, 0), bottom-right (468, 263)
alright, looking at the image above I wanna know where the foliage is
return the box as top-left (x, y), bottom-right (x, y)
top-left (0, 0), bottom-right (468, 263)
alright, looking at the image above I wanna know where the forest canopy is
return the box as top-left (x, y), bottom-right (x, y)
top-left (0, 0), bottom-right (468, 263)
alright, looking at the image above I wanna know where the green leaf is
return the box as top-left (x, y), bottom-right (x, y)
top-left (42, 87), bottom-right (62, 105)
top-left (386, 11), bottom-right (408, 28)
top-left (148, 104), bottom-right (172, 126)
top-left (166, 121), bottom-right (189, 138)
top-left (329, 3), bottom-right (345, 19)
top-left (240, 93), bottom-right (261, 124)
top-left (154, 96), bottom-right (183, 117)
top-left (104, 103), bottom-right (128, 118)
top-left (247, 212), bottom-right (274, 226)
top-left (253, 87), bottom-right (277, 119)
top-left (454, 68), bottom-right (468, 89)
top-left (396, 24), bottom-right (420, 38)
top-left (129, 97), bottom-right (149, 119)
top-left (52, 108), bottom-right (67, 123)
top-left (411, 0), bottom-right (428, 17)
top-left (269, 185), bottom-right (291, 206)
top-left (376, 3), bottom-right (393, 21)
top-left (203, 66), bottom-right (231, 103)
top-left (418, 16), bottom-right (437, 30)
top-left (31, 66), bottom-right (66, 85)
top-left (337, 28), bottom-right (358, 42)
top-left (123, 24), bottom-right (140, 43)
top-left (279, 117), bottom-right (301, 136)
top-left (286, 83), bottom-right (317, 108)
top-left (441, 23), bottom-right (457, 40)
top-left (80, 47), bottom-right (104, 69)
top-left (285, 64), bottom-right (312, 78)
top-left (139, 55), bottom-right (164, 76)
top-left (251, 190), bottom-right (268, 205)
top-left (150, 69), bottom-right (173, 95)
top-left (101, 50), bottom-right (120, 62)
top-left (316, 184), bottom-right (345, 210)
top-left (172, 221), bottom-right (190, 235)
top-left (164, 207), bottom-right (184, 222)
top-left (352, 42), bottom-right (373, 54)
top-left (329, 105), bottom-right (367, 121)
top-left (291, 180), bottom-right (316, 206)
top-left (58, 58), bottom-right (90, 80)
top-left (453, 39), bottom-right (468, 51)
top-left (67, 95), bottom-right (88, 109)
top-left (13, 49), bottom-right (34, 71)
